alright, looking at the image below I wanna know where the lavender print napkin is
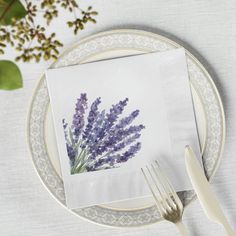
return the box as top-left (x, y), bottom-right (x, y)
top-left (46, 48), bottom-right (201, 209)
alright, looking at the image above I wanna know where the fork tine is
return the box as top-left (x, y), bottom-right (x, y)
top-left (154, 160), bottom-right (182, 207)
top-left (144, 165), bottom-right (171, 212)
top-left (146, 165), bottom-right (164, 199)
top-left (141, 168), bottom-right (165, 215)
top-left (151, 163), bottom-right (175, 209)
top-left (153, 161), bottom-right (173, 194)
top-left (141, 168), bottom-right (159, 202)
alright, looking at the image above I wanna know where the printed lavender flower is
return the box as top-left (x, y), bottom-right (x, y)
top-left (82, 97), bottom-right (101, 141)
top-left (112, 132), bottom-right (141, 153)
top-left (87, 142), bottom-right (141, 171)
top-left (85, 110), bottom-right (106, 156)
top-left (101, 98), bottom-right (128, 139)
top-left (72, 93), bottom-right (87, 142)
top-left (62, 93), bottom-right (145, 174)
top-left (92, 124), bottom-right (144, 157)
top-left (62, 119), bottom-right (68, 140)
top-left (66, 143), bottom-right (76, 166)
top-left (115, 110), bottom-right (139, 130)
top-left (117, 142), bottom-right (141, 163)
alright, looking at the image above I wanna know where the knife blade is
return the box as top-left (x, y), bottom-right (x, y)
top-left (185, 145), bottom-right (235, 236)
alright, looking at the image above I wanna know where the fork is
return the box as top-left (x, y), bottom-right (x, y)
top-left (141, 161), bottom-right (189, 236)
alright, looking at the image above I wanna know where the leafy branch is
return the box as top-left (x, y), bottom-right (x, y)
top-left (0, 0), bottom-right (98, 90)
top-left (0, 0), bottom-right (98, 62)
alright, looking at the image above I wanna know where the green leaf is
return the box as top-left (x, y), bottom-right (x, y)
top-left (0, 60), bottom-right (23, 90)
top-left (0, 0), bottom-right (27, 25)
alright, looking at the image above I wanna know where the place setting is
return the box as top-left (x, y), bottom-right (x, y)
top-left (2, 1), bottom-right (236, 235)
top-left (26, 29), bottom-right (233, 235)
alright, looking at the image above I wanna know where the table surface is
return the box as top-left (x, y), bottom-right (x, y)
top-left (1, 1), bottom-right (236, 235)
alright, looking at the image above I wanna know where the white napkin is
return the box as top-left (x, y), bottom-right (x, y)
top-left (46, 48), bottom-right (201, 209)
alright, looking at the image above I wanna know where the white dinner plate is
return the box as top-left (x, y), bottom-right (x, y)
top-left (28, 29), bottom-right (225, 227)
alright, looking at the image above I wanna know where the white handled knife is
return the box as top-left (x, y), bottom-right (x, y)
top-left (185, 145), bottom-right (235, 236)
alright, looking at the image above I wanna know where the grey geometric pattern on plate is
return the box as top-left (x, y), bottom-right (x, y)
top-left (28, 30), bottom-right (225, 227)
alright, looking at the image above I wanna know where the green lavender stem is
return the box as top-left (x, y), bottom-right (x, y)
top-left (71, 148), bottom-right (88, 174)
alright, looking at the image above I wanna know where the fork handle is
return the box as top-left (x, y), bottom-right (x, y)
top-left (176, 221), bottom-right (189, 236)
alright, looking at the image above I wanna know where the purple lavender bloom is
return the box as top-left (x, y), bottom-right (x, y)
top-left (112, 133), bottom-right (141, 153)
top-left (82, 97), bottom-right (101, 142)
top-left (85, 110), bottom-right (106, 156)
top-left (62, 119), bottom-right (68, 140)
top-left (72, 93), bottom-right (87, 142)
top-left (62, 93), bottom-right (145, 174)
top-left (87, 142), bottom-right (141, 171)
top-left (92, 133), bottom-right (141, 168)
top-left (99, 124), bottom-right (144, 153)
top-left (115, 110), bottom-right (139, 130)
top-left (117, 142), bottom-right (141, 163)
top-left (66, 143), bottom-right (76, 166)
top-left (62, 118), bottom-right (68, 129)
top-left (89, 124), bottom-right (144, 159)
top-left (101, 98), bottom-right (128, 138)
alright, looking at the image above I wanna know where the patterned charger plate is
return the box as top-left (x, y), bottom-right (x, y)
top-left (28, 29), bottom-right (225, 227)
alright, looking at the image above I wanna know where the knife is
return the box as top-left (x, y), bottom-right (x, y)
top-left (185, 145), bottom-right (235, 236)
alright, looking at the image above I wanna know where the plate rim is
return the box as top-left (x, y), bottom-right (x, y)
top-left (27, 29), bottom-right (225, 227)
